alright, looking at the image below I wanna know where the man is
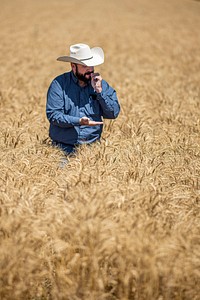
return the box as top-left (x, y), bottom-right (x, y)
top-left (46, 43), bottom-right (120, 154)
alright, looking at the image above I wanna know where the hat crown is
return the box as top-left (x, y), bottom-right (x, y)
top-left (57, 43), bottom-right (104, 66)
top-left (70, 44), bottom-right (93, 60)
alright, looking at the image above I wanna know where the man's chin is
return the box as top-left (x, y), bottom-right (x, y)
top-left (83, 76), bottom-right (91, 83)
top-left (75, 71), bottom-right (91, 84)
top-left (85, 75), bottom-right (91, 81)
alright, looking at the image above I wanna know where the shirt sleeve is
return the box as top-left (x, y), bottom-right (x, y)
top-left (96, 80), bottom-right (120, 119)
top-left (46, 79), bottom-right (80, 128)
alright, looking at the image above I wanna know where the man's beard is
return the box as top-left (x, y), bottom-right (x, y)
top-left (75, 65), bottom-right (93, 84)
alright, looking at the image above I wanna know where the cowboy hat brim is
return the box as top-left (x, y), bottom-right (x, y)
top-left (57, 47), bottom-right (104, 67)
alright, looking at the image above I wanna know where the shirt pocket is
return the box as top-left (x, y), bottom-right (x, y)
top-left (85, 97), bottom-right (101, 120)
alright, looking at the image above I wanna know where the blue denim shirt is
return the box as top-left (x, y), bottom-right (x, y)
top-left (46, 71), bottom-right (120, 146)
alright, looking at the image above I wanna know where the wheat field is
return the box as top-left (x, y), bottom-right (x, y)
top-left (0, 0), bottom-right (200, 299)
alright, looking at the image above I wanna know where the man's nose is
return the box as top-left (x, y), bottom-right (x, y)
top-left (87, 67), bottom-right (94, 72)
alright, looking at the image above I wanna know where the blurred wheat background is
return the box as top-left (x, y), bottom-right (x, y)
top-left (0, 0), bottom-right (200, 299)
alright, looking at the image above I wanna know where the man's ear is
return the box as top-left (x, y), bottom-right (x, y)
top-left (71, 63), bottom-right (76, 73)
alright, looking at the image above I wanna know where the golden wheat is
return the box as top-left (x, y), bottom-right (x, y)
top-left (0, 0), bottom-right (200, 299)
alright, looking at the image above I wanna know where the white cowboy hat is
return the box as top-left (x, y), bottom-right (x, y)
top-left (57, 43), bottom-right (104, 67)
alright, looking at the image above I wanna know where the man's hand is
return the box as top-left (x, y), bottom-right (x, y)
top-left (91, 73), bottom-right (102, 93)
top-left (79, 116), bottom-right (103, 126)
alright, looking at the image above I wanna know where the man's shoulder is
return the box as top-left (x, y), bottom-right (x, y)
top-left (50, 72), bottom-right (72, 91)
top-left (53, 72), bottom-right (71, 84)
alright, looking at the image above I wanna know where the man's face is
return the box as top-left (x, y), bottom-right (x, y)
top-left (72, 63), bottom-right (94, 84)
